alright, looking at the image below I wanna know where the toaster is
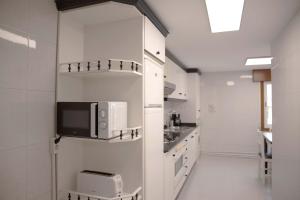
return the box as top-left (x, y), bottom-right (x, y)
top-left (77, 170), bottom-right (123, 198)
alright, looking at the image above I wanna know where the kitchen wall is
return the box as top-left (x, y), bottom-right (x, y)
top-left (0, 0), bottom-right (57, 200)
top-left (200, 71), bottom-right (260, 156)
top-left (271, 10), bottom-right (300, 200)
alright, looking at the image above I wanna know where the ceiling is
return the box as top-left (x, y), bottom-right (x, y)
top-left (146, 0), bottom-right (300, 72)
top-left (62, 2), bottom-right (140, 26)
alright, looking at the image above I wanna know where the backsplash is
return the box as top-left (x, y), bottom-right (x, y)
top-left (164, 101), bottom-right (182, 126)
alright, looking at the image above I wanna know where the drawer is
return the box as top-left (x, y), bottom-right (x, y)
top-left (144, 17), bottom-right (165, 63)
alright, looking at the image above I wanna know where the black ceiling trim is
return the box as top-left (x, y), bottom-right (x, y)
top-left (166, 49), bottom-right (201, 75)
top-left (186, 68), bottom-right (202, 75)
top-left (166, 49), bottom-right (188, 70)
top-left (55, 0), bottom-right (169, 37)
top-left (135, 0), bottom-right (169, 37)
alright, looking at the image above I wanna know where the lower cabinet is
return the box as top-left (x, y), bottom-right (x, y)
top-left (164, 150), bottom-right (175, 200)
top-left (164, 129), bottom-right (200, 200)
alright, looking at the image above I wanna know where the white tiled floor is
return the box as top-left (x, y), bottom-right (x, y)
top-left (177, 155), bottom-right (272, 200)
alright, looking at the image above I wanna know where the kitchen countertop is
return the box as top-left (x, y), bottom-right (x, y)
top-left (164, 126), bottom-right (198, 153)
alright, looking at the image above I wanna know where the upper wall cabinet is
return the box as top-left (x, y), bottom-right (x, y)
top-left (144, 56), bottom-right (164, 107)
top-left (165, 57), bottom-right (188, 100)
top-left (144, 17), bottom-right (166, 63)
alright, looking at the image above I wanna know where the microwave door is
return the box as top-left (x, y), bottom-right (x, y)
top-left (57, 102), bottom-right (97, 138)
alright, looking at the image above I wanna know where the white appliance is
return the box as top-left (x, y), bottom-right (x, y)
top-left (98, 101), bottom-right (127, 139)
top-left (173, 142), bottom-right (188, 189)
top-left (77, 170), bottom-right (124, 198)
top-left (57, 101), bottom-right (127, 139)
top-left (144, 55), bottom-right (164, 200)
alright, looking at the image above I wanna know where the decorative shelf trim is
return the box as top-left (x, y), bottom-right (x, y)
top-left (59, 59), bottom-right (142, 76)
top-left (57, 126), bottom-right (143, 144)
top-left (111, 126), bottom-right (142, 142)
top-left (63, 186), bottom-right (142, 200)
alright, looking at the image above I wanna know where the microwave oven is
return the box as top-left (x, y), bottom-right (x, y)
top-left (77, 170), bottom-right (123, 198)
top-left (57, 101), bottom-right (127, 139)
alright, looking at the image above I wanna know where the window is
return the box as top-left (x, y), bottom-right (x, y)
top-left (264, 82), bottom-right (272, 129)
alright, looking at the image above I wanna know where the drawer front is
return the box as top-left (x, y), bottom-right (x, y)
top-left (145, 17), bottom-right (165, 63)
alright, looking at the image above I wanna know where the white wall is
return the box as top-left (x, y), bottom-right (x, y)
top-left (0, 0), bottom-right (57, 199)
top-left (200, 71), bottom-right (260, 156)
top-left (271, 10), bottom-right (300, 200)
top-left (84, 17), bottom-right (144, 64)
top-left (58, 17), bottom-right (84, 63)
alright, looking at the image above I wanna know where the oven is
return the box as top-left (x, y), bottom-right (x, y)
top-left (173, 142), bottom-right (188, 188)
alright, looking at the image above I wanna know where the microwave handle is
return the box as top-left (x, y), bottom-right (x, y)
top-left (145, 104), bottom-right (162, 108)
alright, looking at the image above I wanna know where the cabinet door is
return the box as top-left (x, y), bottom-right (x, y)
top-left (145, 17), bottom-right (165, 62)
top-left (164, 152), bottom-right (175, 200)
top-left (145, 108), bottom-right (164, 200)
top-left (168, 66), bottom-right (187, 100)
top-left (186, 132), bottom-right (196, 175)
top-left (182, 72), bottom-right (188, 99)
top-left (145, 57), bottom-right (163, 107)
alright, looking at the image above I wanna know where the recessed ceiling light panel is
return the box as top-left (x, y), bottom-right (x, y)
top-left (226, 81), bottom-right (235, 86)
top-left (240, 75), bottom-right (253, 79)
top-left (245, 57), bottom-right (273, 66)
top-left (205, 0), bottom-right (245, 33)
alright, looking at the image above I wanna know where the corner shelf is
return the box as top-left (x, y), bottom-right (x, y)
top-left (57, 126), bottom-right (143, 144)
top-left (63, 186), bottom-right (142, 200)
top-left (59, 59), bottom-right (143, 78)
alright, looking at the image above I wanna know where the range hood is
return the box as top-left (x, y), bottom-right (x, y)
top-left (164, 81), bottom-right (176, 96)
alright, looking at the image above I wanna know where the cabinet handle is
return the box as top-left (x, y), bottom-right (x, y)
top-left (185, 166), bottom-right (188, 168)
top-left (191, 136), bottom-right (194, 138)
top-left (179, 93), bottom-right (182, 95)
top-left (156, 51), bottom-right (160, 55)
top-left (164, 75), bottom-right (167, 78)
top-left (173, 154), bottom-right (176, 157)
top-left (185, 139), bottom-right (188, 142)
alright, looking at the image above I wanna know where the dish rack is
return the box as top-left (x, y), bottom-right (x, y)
top-left (63, 187), bottom-right (142, 200)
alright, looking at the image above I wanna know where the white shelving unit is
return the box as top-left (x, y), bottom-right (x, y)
top-left (54, 2), bottom-right (165, 200)
top-left (54, 3), bottom-right (145, 200)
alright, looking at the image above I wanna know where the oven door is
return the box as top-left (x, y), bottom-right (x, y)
top-left (57, 102), bottom-right (98, 138)
top-left (174, 147), bottom-right (188, 188)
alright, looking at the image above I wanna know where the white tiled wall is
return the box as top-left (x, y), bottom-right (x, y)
top-left (0, 0), bottom-right (57, 200)
top-left (271, 9), bottom-right (300, 200)
top-left (199, 71), bottom-right (260, 156)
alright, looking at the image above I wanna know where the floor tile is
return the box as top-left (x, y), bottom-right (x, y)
top-left (177, 155), bottom-right (272, 200)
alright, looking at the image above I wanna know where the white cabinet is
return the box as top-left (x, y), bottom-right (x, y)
top-left (195, 127), bottom-right (201, 158)
top-left (165, 57), bottom-right (188, 100)
top-left (186, 131), bottom-right (197, 175)
top-left (164, 129), bottom-right (200, 200)
top-left (144, 56), bottom-right (164, 107)
top-left (145, 17), bottom-right (165, 63)
top-left (145, 108), bottom-right (164, 200)
top-left (164, 150), bottom-right (175, 200)
top-left (174, 73), bottom-right (200, 124)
